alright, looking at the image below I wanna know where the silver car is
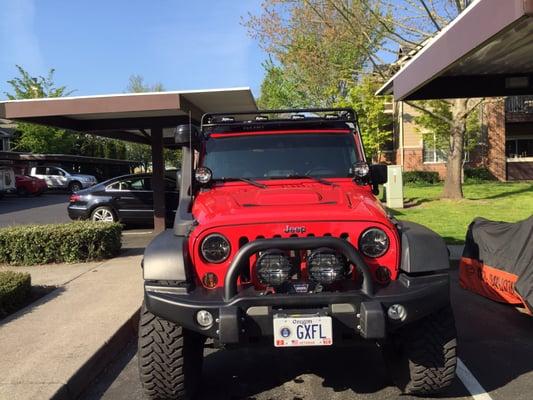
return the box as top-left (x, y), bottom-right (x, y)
top-left (30, 166), bottom-right (97, 192)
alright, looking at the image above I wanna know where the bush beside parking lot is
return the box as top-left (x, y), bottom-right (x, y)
top-left (0, 271), bottom-right (31, 317)
top-left (403, 171), bottom-right (441, 184)
top-left (0, 222), bottom-right (122, 266)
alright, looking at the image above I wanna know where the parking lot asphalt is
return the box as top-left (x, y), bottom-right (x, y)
top-left (80, 268), bottom-right (533, 400)
top-left (0, 193), bottom-right (71, 227)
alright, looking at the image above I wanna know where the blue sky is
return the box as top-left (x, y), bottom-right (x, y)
top-left (0, 0), bottom-right (266, 100)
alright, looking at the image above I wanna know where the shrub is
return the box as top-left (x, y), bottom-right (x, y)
top-left (464, 167), bottom-right (496, 183)
top-left (0, 221), bottom-right (122, 266)
top-left (0, 271), bottom-right (31, 317)
top-left (403, 171), bottom-right (441, 184)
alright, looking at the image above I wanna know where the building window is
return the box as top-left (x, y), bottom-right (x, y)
top-left (506, 138), bottom-right (533, 159)
top-left (423, 136), bottom-right (447, 163)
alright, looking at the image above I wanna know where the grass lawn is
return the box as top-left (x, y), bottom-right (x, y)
top-left (389, 181), bottom-right (533, 244)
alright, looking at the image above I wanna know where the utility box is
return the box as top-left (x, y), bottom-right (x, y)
top-left (384, 165), bottom-right (404, 209)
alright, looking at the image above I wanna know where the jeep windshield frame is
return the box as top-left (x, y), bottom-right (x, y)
top-left (201, 130), bottom-right (362, 181)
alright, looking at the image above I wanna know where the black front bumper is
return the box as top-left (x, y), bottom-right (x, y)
top-left (145, 235), bottom-right (450, 344)
top-left (146, 273), bottom-right (449, 343)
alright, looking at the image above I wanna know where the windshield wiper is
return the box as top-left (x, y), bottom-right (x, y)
top-left (217, 177), bottom-right (267, 189)
top-left (269, 174), bottom-right (336, 186)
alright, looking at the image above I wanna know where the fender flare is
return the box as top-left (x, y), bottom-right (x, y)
top-left (398, 221), bottom-right (449, 273)
top-left (142, 230), bottom-right (191, 282)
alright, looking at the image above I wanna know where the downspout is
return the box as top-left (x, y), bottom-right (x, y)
top-left (399, 101), bottom-right (404, 166)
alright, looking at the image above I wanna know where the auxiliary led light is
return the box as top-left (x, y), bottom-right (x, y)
top-left (196, 310), bottom-right (214, 328)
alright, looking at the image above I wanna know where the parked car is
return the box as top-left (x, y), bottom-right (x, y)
top-left (0, 166), bottom-right (16, 198)
top-left (15, 175), bottom-right (47, 196)
top-left (67, 173), bottom-right (179, 225)
top-left (30, 166), bottom-right (97, 192)
top-left (139, 109), bottom-right (457, 399)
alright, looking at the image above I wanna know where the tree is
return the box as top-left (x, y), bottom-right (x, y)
top-left (257, 61), bottom-right (309, 109)
top-left (124, 75), bottom-right (180, 168)
top-left (127, 75), bottom-right (165, 93)
top-left (336, 75), bottom-right (393, 161)
top-left (5, 65), bottom-right (78, 154)
top-left (321, 0), bottom-right (477, 199)
top-left (248, 0), bottom-right (479, 199)
top-left (245, 0), bottom-right (386, 105)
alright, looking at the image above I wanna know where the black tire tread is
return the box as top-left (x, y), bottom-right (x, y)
top-left (138, 302), bottom-right (203, 400)
top-left (387, 306), bottom-right (457, 396)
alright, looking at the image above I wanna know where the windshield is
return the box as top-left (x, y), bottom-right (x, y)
top-left (202, 132), bottom-right (360, 180)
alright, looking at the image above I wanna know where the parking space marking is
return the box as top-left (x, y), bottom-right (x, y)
top-left (457, 358), bottom-right (494, 400)
top-left (122, 231), bottom-right (153, 235)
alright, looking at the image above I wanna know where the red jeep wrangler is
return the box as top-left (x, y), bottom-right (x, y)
top-left (139, 109), bottom-right (457, 399)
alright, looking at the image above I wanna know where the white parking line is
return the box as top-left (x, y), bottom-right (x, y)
top-left (122, 231), bottom-right (153, 235)
top-left (457, 358), bottom-right (494, 400)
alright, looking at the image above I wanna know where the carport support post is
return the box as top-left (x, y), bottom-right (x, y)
top-left (151, 127), bottom-right (166, 233)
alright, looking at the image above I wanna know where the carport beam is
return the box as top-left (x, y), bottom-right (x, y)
top-left (151, 127), bottom-right (166, 233)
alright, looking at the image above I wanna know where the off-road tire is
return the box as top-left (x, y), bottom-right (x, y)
top-left (68, 181), bottom-right (82, 193)
top-left (138, 302), bottom-right (204, 400)
top-left (383, 306), bottom-right (457, 396)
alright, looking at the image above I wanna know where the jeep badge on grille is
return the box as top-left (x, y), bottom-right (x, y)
top-left (284, 225), bottom-right (306, 234)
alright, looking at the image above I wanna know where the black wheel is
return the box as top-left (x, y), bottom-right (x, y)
top-left (90, 206), bottom-right (117, 223)
top-left (383, 306), bottom-right (457, 396)
top-left (69, 181), bottom-right (82, 192)
top-left (138, 302), bottom-right (204, 400)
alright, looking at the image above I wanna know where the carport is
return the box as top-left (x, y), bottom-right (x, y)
top-left (0, 88), bottom-right (257, 231)
top-left (377, 0), bottom-right (533, 100)
top-left (377, 0), bottom-right (533, 180)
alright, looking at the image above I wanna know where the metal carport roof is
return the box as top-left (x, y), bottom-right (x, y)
top-left (0, 87), bottom-right (257, 232)
top-left (0, 87), bottom-right (257, 146)
top-left (377, 0), bottom-right (533, 100)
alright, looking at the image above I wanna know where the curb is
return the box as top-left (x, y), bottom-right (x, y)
top-left (51, 306), bottom-right (141, 400)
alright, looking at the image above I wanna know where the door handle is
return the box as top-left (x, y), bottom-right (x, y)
top-left (120, 196), bottom-right (135, 200)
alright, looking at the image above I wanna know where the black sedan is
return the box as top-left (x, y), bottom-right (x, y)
top-left (67, 173), bottom-right (179, 225)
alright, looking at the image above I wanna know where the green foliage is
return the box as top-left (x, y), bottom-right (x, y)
top-left (0, 271), bottom-right (31, 317)
top-left (335, 75), bottom-right (392, 161)
top-left (413, 100), bottom-right (481, 157)
top-left (5, 65), bottom-right (78, 154)
top-left (403, 171), bottom-right (440, 184)
top-left (464, 168), bottom-right (496, 183)
top-left (257, 61), bottom-right (309, 109)
top-left (127, 74), bottom-right (165, 93)
top-left (0, 222), bottom-right (122, 266)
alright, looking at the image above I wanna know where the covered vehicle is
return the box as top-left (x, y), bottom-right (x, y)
top-left (15, 175), bottom-right (47, 196)
top-left (460, 217), bottom-right (533, 313)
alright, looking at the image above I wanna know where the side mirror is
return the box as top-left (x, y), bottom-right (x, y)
top-left (174, 124), bottom-right (200, 146)
top-left (370, 164), bottom-right (388, 185)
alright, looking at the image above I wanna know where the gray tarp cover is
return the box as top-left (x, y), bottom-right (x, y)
top-left (462, 217), bottom-right (533, 310)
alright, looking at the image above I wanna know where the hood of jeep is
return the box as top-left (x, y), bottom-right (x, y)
top-left (191, 180), bottom-right (390, 228)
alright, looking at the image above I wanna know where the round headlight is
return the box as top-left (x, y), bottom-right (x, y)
top-left (200, 234), bottom-right (230, 263)
top-left (359, 228), bottom-right (389, 258)
top-left (195, 167), bottom-right (212, 184)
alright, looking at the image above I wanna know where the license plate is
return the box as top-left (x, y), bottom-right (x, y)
top-left (273, 315), bottom-right (333, 347)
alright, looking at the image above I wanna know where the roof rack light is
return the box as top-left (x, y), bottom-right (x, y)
top-left (291, 114), bottom-right (306, 120)
top-left (325, 113), bottom-right (339, 120)
top-left (255, 115), bottom-right (269, 121)
top-left (221, 116), bottom-right (235, 122)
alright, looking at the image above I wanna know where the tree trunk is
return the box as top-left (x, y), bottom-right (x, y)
top-left (442, 98), bottom-right (468, 199)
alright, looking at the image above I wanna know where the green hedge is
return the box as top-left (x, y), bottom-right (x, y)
top-left (464, 167), bottom-right (496, 183)
top-left (0, 271), bottom-right (31, 317)
top-left (403, 171), bottom-right (441, 184)
top-left (0, 222), bottom-right (122, 266)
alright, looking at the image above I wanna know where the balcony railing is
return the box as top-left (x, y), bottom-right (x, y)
top-left (505, 96), bottom-right (533, 114)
